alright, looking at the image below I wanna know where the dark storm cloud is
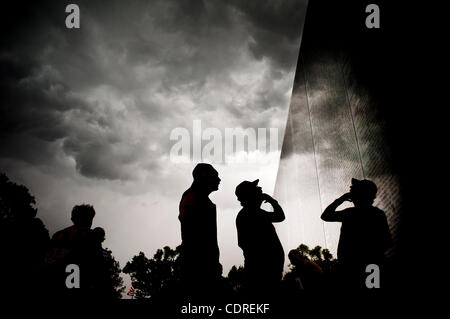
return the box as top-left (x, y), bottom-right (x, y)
top-left (230, 0), bottom-right (307, 68)
top-left (0, 2), bottom-right (308, 282)
top-left (1, 0), bottom-right (305, 181)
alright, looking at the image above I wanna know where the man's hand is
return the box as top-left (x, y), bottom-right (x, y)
top-left (262, 193), bottom-right (278, 205)
top-left (261, 193), bottom-right (284, 222)
top-left (337, 192), bottom-right (352, 203)
top-left (321, 192), bottom-right (351, 222)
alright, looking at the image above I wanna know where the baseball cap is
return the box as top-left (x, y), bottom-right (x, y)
top-left (235, 179), bottom-right (259, 201)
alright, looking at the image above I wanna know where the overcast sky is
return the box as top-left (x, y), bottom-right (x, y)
top-left (0, 0), bottom-right (308, 292)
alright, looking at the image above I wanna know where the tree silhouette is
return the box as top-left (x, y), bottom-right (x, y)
top-left (0, 173), bottom-right (49, 297)
top-left (293, 244), bottom-right (338, 274)
top-left (0, 173), bottom-right (38, 221)
top-left (282, 244), bottom-right (339, 291)
top-left (123, 246), bottom-right (182, 299)
top-left (104, 248), bottom-right (126, 299)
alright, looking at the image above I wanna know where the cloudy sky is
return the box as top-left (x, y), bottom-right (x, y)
top-left (0, 0), bottom-right (308, 291)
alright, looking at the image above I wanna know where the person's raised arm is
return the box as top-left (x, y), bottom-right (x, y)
top-left (261, 193), bottom-right (285, 222)
top-left (321, 193), bottom-right (352, 222)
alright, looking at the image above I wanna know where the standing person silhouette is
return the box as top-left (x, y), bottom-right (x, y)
top-left (235, 179), bottom-right (285, 298)
top-left (178, 163), bottom-right (222, 300)
top-left (49, 204), bottom-right (96, 297)
top-left (321, 178), bottom-right (391, 288)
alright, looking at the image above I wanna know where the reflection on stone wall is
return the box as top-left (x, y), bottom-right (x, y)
top-left (274, 0), bottom-right (401, 262)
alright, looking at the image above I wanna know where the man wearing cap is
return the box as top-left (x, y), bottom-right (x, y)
top-left (321, 178), bottom-right (391, 288)
top-left (235, 179), bottom-right (285, 296)
top-left (178, 163), bottom-right (222, 298)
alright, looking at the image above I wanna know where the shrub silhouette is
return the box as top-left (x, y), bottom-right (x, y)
top-left (123, 246), bottom-right (182, 299)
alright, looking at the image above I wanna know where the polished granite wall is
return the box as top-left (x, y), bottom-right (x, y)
top-left (274, 0), bottom-right (402, 260)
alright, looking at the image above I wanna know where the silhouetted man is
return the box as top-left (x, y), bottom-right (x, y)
top-left (178, 163), bottom-right (222, 298)
top-left (52, 204), bottom-right (96, 256)
top-left (49, 204), bottom-right (96, 296)
top-left (321, 178), bottom-right (391, 288)
top-left (235, 179), bottom-right (285, 297)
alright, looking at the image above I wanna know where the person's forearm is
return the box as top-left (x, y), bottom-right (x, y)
top-left (321, 199), bottom-right (343, 221)
top-left (269, 199), bottom-right (285, 222)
